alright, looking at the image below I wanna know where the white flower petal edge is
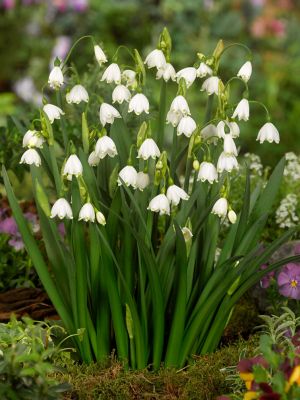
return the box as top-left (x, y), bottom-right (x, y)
top-left (144, 49), bottom-right (166, 69)
top-left (63, 154), bottom-right (83, 177)
top-left (237, 61), bottom-right (252, 83)
top-left (197, 162), bottom-right (218, 184)
top-left (94, 45), bottom-right (107, 65)
top-left (128, 93), bottom-right (149, 115)
top-left (48, 66), bottom-right (64, 89)
top-left (78, 203), bottom-right (95, 222)
top-left (256, 122), bottom-right (280, 144)
top-left (66, 84), bottom-right (89, 104)
top-left (101, 63), bottom-right (121, 84)
top-left (23, 130), bottom-right (44, 148)
top-left (138, 138), bottom-right (160, 160)
top-left (212, 198), bottom-right (228, 218)
top-left (99, 103), bottom-right (121, 126)
top-left (95, 136), bottom-right (118, 159)
top-left (43, 104), bottom-right (64, 124)
top-left (117, 166), bottom-right (138, 188)
top-left (20, 148), bottom-right (41, 167)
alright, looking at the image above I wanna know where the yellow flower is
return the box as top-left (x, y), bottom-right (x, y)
top-left (243, 391), bottom-right (258, 400)
top-left (286, 365), bottom-right (300, 392)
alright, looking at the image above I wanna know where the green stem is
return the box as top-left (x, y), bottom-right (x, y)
top-left (62, 35), bottom-right (94, 67)
top-left (56, 91), bottom-right (68, 150)
top-left (157, 80), bottom-right (167, 148)
top-left (170, 128), bottom-right (178, 178)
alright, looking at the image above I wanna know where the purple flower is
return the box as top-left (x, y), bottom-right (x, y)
top-left (260, 264), bottom-right (275, 289)
top-left (277, 263), bottom-right (300, 299)
top-left (0, 217), bottom-right (18, 236)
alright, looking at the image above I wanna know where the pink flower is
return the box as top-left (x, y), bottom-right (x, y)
top-left (277, 263), bottom-right (300, 299)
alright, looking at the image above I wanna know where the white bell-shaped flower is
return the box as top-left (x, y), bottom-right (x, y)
top-left (63, 154), bottom-right (83, 177)
top-left (156, 63), bottom-right (176, 82)
top-left (196, 62), bottom-right (213, 78)
top-left (78, 203), bottom-right (95, 222)
top-left (96, 211), bottom-right (106, 225)
top-left (88, 151), bottom-right (100, 166)
top-left (128, 93), bottom-right (149, 115)
top-left (50, 198), bottom-right (73, 220)
top-left (177, 116), bottom-right (197, 138)
top-left (138, 138), bottom-right (160, 160)
top-left (201, 76), bottom-right (220, 96)
top-left (212, 198), bottom-right (228, 218)
top-left (228, 209), bottom-right (237, 224)
top-left (43, 104), bottom-right (64, 124)
top-left (217, 120), bottom-right (240, 139)
top-left (237, 61), bottom-right (252, 82)
top-left (99, 103), bottom-right (121, 126)
top-left (95, 136), bottom-right (118, 159)
top-left (256, 122), bottom-right (280, 144)
top-left (66, 84), bottom-right (89, 104)
top-left (136, 172), bottom-right (150, 191)
top-left (176, 67), bottom-right (197, 88)
top-left (166, 184), bottom-right (189, 206)
top-left (20, 148), bottom-right (41, 167)
top-left (144, 49), bottom-right (166, 69)
top-left (169, 95), bottom-right (190, 115)
top-left (223, 134), bottom-right (238, 156)
top-left (197, 162), bottom-right (218, 184)
top-left (122, 70), bottom-right (136, 87)
top-left (48, 66), bottom-right (64, 89)
top-left (147, 194), bottom-right (170, 215)
top-left (217, 152), bottom-right (239, 173)
top-left (101, 63), bottom-right (121, 84)
top-left (117, 166), bottom-right (138, 188)
top-left (166, 110), bottom-right (183, 127)
top-left (200, 124), bottom-right (218, 144)
top-left (22, 130), bottom-right (44, 148)
top-left (232, 99), bottom-right (249, 121)
top-left (112, 84), bottom-right (131, 104)
top-left (94, 45), bottom-right (107, 65)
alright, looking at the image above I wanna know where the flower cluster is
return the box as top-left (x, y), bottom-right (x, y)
top-left (275, 194), bottom-right (299, 229)
top-left (19, 33), bottom-right (280, 232)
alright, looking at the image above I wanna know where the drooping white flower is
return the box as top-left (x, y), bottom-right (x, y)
top-left (223, 134), bottom-right (238, 156)
top-left (63, 154), bottom-right (83, 178)
top-left (197, 162), bottom-right (218, 184)
top-left (94, 45), bottom-right (107, 65)
top-left (232, 99), bottom-right (249, 121)
top-left (176, 67), bottom-right (197, 88)
top-left (128, 93), bottom-right (149, 115)
top-left (181, 227), bottom-right (193, 242)
top-left (217, 152), bottom-right (239, 173)
top-left (78, 203), bottom-right (95, 222)
top-left (50, 198), bottom-right (73, 220)
top-left (117, 166), bottom-right (138, 188)
top-left (88, 151), bottom-right (100, 166)
top-left (112, 84), bottom-right (131, 104)
top-left (200, 124), bottom-right (218, 144)
top-left (99, 103), bottom-right (121, 126)
top-left (237, 61), bottom-right (252, 82)
top-left (95, 136), bottom-right (118, 159)
top-left (144, 49), bottom-right (166, 69)
top-left (156, 63), bottom-right (176, 82)
top-left (122, 69), bottom-right (136, 87)
top-left (48, 66), bottom-right (64, 89)
top-left (228, 209), bottom-right (237, 224)
top-left (22, 130), bottom-right (44, 148)
top-left (217, 120), bottom-right (240, 139)
top-left (101, 63), bottom-right (121, 84)
top-left (212, 198), bottom-right (228, 218)
top-left (66, 84), bottom-right (89, 104)
top-left (96, 211), bottom-right (106, 225)
top-left (138, 138), bottom-right (160, 160)
top-left (147, 194), bottom-right (170, 215)
top-left (229, 122), bottom-right (240, 138)
top-left (166, 110), bottom-right (182, 127)
top-left (43, 104), bottom-right (64, 124)
top-left (136, 172), bottom-right (150, 191)
top-left (177, 116), bottom-right (197, 138)
top-left (196, 62), bottom-right (213, 78)
top-left (256, 122), bottom-right (280, 144)
top-left (169, 95), bottom-right (190, 115)
top-left (166, 185), bottom-right (189, 206)
top-left (201, 76), bottom-right (220, 96)
top-left (20, 148), bottom-right (41, 167)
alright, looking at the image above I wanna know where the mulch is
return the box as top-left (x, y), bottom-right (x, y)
top-left (0, 288), bottom-right (59, 321)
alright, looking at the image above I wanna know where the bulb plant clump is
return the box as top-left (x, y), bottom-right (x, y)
top-left (3, 29), bottom-right (300, 369)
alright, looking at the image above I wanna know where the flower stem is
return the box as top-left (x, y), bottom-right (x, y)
top-left (170, 128), bottom-right (178, 178)
top-left (157, 80), bottom-right (167, 148)
top-left (56, 91), bottom-right (68, 150)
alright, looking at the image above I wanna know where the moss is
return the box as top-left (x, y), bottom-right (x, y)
top-left (56, 336), bottom-right (258, 400)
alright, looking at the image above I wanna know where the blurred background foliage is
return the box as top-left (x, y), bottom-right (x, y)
top-left (0, 0), bottom-right (300, 166)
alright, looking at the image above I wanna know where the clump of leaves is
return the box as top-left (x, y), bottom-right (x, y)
top-left (0, 316), bottom-right (72, 399)
top-left (220, 308), bottom-right (300, 400)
